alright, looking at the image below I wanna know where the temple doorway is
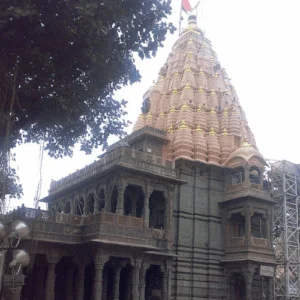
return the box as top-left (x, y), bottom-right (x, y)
top-left (232, 273), bottom-right (246, 300)
top-left (119, 264), bottom-right (132, 300)
top-left (145, 265), bottom-right (163, 300)
top-left (84, 262), bottom-right (95, 300)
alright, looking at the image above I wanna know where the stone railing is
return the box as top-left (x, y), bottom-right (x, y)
top-left (49, 146), bottom-right (177, 194)
top-left (224, 182), bottom-right (271, 201)
top-left (107, 126), bottom-right (167, 152)
top-left (227, 237), bottom-right (245, 248)
top-left (226, 236), bottom-right (268, 250)
top-left (252, 237), bottom-right (268, 248)
top-left (3, 207), bottom-right (168, 249)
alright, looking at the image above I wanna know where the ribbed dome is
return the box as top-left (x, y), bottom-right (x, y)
top-left (224, 141), bottom-right (267, 168)
top-left (132, 15), bottom-right (260, 166)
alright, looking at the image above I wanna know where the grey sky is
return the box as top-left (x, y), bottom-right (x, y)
top-left (10, 0), bottom-right (300, 210)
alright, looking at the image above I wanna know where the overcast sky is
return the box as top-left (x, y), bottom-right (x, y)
top-left (9, 0), bottom-right (300, 210)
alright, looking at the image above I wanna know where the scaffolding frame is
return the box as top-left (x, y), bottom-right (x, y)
top-left (270, 160), bottom-right (300, 300)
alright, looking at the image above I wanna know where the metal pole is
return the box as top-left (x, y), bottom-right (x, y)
top-left (179, 3), bottom-right (183, 36)
top-left (0, 248), bottom-right (7, 297)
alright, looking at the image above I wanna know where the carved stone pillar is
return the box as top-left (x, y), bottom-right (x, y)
top-left (244, 165), bottom-right (250, 185)
top-left (75, 262), bottom-right (86, 300)
top-left (113, 262), bottom-right (126, 300)
top-left (116, 185), bottom-right (125, 215)
top-left (163, 191), bottom-right (169, 231)
top-left (243, 268), bottom-right (254, 300)
top-left (242, 207), bottom-right (253, 247)
top-left (139, 265), bottom-right (147, 300)
top-left (132, 259), bottom-right (142, 300)
top-left (162, 272), bottom-right (168, 300)
top-left (224, 271), bottom-right (232, 300)
top-left (166, 186), bottom-right (174, 244)
top-left (143, 186), bottom-right (153, 228)
top-left (70, 198), bottom-right (76, 215)
top-left (83, 193), bottom-right (89, 216)
top-left (266, 211), bottom-right (271, 245)
top-left (94, 253), bottom-right (109, 300)
top-left (45, 253), bottom-right (61, 300)
top-left (161, 261), bottom-right (172, 300)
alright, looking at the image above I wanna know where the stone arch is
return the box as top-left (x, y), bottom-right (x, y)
top-left (21, 254), bottom-right (48, 300)
top-left (149, 191), bottom-right (166, 229)
top-left (230, 273), bottom-right (246, 300)
top-left (145, 265), bottom-right (163, 300)
top-left (229, 213), bottom-right (245, 238)
top-left (124, 185), bottom-right (145, 218)
top-left (64, 201), bottom-right (71, 214)
top-left (249, 165), bottom-right (261, 185)
top-left (228, 166), bottom-right (245, 185)
top-left (119, 263), bottom-right (133, 300)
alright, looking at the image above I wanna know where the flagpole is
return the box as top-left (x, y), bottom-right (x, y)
top-left (179, 2), bottom-right (183, 36)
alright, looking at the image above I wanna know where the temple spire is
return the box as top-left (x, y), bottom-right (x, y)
top-left (132, 9), bottom-right (260, 165)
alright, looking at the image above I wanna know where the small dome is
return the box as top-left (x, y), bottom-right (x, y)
top-left (224, 143), bottom-right (267, 168)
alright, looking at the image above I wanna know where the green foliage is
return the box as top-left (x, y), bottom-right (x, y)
top-left (0, 0), bottom-right (175, 197)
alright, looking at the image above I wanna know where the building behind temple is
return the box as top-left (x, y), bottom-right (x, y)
top-left (2, 14), bottom-right (286, 300)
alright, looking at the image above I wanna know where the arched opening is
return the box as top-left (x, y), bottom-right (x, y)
top-left (111, 186), bottom-right (118, 213)
top-left (230, 167), bottom-right (245, 185)
top-left (103, 261), bottom-right (114, 300)
top-left (84, 262), bottom-right (95, 300)
top-left (21, 254), bottom-right (48, 300)
top-left (119, 264), bottom-right (132, 300)
top-left (75, 198), bottom-right (84, 215)
top-left (124, 185), bottom-right (144, 217)
top-left (249, 166), bottom-right (261, 184)
top-left (145, 265), bottom-right (163, 300)
top-left (64, 202), bottom-right (71, 214)
top-left (231, 273), bottom-right (246, 300)
top-left (251, 213), bottom-right (266, 238)
top-left (56, 203), bottom-right (63, 213)
top-left (149, 191), bottom-right (165, 229)
top-left (230, 213), bottom-right (245, 238)
top-left (54, 257), bottom-right (76, 300)
top-left (86, 194), bottom-right (95, 214)
top-left (99, 189), bottom-right (105, 211)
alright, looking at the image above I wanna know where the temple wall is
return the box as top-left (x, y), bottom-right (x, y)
top-left (172, 163), bottom-right (226, 300)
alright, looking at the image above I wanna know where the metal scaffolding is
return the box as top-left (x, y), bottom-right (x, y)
top-left (269, 160), bottom-right (300, 300)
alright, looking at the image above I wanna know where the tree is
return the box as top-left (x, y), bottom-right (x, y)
top-left (0, 0), bottom-right (175, 198)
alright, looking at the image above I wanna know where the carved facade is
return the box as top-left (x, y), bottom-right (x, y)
top-left (1, 15), bottom-right (276, 300)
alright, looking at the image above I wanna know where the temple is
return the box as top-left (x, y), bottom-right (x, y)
top-left (2, 14), bottom-right (278, 300)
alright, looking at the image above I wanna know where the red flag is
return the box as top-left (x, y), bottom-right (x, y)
top-left (182, 0), bottom-right (192, 13)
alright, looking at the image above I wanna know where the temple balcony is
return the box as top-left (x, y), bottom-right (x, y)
top-left (3, 206), bottom-right (170, 250)
top-left (221, 205), bottom-right (276, 264)
top-left (223, 181), bottom-right (272, 202)
top-left (48, 145), bottom-right (177, 196)
top-left (227, 236), bottom-right (268, 249)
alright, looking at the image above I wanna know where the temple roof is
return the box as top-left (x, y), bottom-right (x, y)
top-left (132, 15), bottom-right (261, 166)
